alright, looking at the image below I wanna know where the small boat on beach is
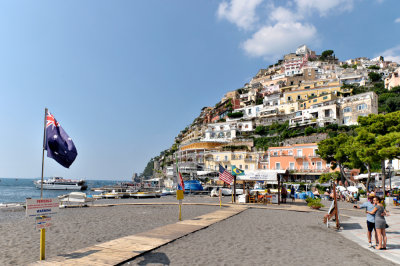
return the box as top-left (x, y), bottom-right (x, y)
top-left (161, 188), bottom-right (176, 196)
top-left (34, 177), bottom-right (87, 190)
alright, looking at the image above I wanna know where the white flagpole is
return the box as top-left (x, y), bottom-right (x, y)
top-left (40, 108), bottom-right (48, 199)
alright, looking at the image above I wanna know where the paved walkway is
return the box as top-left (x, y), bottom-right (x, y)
top-left (339, 207), bottom-right (400, 265)
top-left (30, 204), bottom-right (248, 266)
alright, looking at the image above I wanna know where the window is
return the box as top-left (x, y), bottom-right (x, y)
top-left (303, 162), bottom-right (309, 170)
top-left (225, 165), bottom-right (228, 169)
top-left (314, 149), bottom-right (318, 156)
top-left (289, 162), bottom-right (295, 170)
top-left (288, 96), bottom-right (292, 102)
top-left (343, 107), bottom-right (351, 113)
top-left (239, 165), bottom-right (242, 169)
top-left (357, 104), bottom-right (367, 111)
top-left (215, 156), bottom-right (219, 161)
top-left (232, 155), bottom-right (236, 160)
top-left (238, 155), bottom-right (242, 159)
top-left (245, 124), bottom-right (248, 128)
top-left (224, 156), bottom-right (228, 161)
top-left (273, 151), bottom-right (278, 156)
top-left (343, 116), bottom-right (351, 125)
top-left (297, 149), bottom-right (303, 156)
top-left (288, 150), bottom-right (293, 156)
top-left (297, 95), bottom-right (301, 100)
top-left (245, 165), bottom-right (248, 170)
top-left (316, 161), bottom-right (322, 170)
top-left (324, 110), bottom-right (331, 117)
top-left (313, 99), bottom-right (317, 102)
top-left (248, 109), bottom-right (252, 114)
top-left (323, 96), bottom-right (328, 100)
top-left (275, 162), bottom-right (281, 170)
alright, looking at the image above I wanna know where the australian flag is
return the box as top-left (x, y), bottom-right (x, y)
top-left (45, 110), bottom-right (78, 168)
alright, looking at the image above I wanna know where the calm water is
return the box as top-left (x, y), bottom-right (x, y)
top-left (0, 178), bottom-right (123, 204)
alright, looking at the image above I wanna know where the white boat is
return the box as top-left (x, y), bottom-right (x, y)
top-left (34, 177), bottom-right (87, 190)
top-left (130, 191), bottom-right (161, 198)
top-left (161, 188), bottom-right (176, 196)
top-left (58, 192), bottom-right (94, 207)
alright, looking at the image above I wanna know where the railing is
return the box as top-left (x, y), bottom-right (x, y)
top-left (294, 155), bottom-right (306, 159)
top-left (244, 158), bottom-right (255, 162)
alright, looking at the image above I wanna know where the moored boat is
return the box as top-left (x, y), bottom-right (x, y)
top-left (34, 177), bottom-right (87, 190)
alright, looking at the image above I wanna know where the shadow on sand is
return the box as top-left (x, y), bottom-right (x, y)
top-left (341, 223), bottom-right (363, 230)
top-left (123, 252), bottom-right (171, 266)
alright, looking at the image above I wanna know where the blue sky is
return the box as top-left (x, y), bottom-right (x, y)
top-left (1, 0), bottom-right (399, 180)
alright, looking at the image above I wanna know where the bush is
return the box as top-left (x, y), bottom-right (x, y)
top-left (307, 198), bottom-right (324, 208)
top-left (227, 112), bottom-right (243, 119)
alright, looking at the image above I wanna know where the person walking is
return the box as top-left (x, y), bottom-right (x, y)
top-left (354, 196), bottom-right (378, 247)
top-left (367, 197), bottom-right (388, 250)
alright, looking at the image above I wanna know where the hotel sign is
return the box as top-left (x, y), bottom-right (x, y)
top-left (26, 198), bottom-right (59, 217)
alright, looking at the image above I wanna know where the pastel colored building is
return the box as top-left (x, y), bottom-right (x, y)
top-left (267, 143), bottom-right (334, 181)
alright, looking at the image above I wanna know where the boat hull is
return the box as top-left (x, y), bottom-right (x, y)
top-left (35, 183), bottom-right (86, 190)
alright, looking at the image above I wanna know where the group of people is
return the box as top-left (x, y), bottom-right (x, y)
top-left (280, 186), bottom-right (296, 203)
top-left (355, 196), bottom-right (389, 250)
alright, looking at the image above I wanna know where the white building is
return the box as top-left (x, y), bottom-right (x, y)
top-left (202, 121), bottom-right (254, 142)
top-left (337, 92), bottom-right (378, 126)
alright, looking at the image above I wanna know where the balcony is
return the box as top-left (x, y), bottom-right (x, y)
top-left (294, 155), bottom-right (306, 159)
top-left (308, 155), bottom-right (320, 159)
top-left (244, 158), bottom-right (255, 163)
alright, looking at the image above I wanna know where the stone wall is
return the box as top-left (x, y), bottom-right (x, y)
top-left (281, 133), bottom-right (328, 146)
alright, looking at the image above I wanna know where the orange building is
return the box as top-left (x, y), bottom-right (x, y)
top-left (267, 143), bottom-right (333, 181)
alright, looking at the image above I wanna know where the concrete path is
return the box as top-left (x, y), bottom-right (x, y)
top-left (339, 207), bottom-right (400, 265)
top-left (30, 205), bottom-right (247, 266)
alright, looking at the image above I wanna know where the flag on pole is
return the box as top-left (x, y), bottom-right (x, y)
top-left (231, 165), bottom-right (244, 175)
top-left (45, 110), bottom-right (77, 168)
top-left (219, 164), bottom-right (234, 185)
top-left (176, 157), bottom-right (185, 191)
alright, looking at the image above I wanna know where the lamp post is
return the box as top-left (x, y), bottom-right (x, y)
top-left (386, 161), bottom-right (394, 192)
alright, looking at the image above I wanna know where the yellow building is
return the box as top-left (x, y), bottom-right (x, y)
top-left (204, 150), bottom-right (258, 172)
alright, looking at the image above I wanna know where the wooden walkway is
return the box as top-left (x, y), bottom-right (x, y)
top-left (30, 204), bottom-right (247, 266)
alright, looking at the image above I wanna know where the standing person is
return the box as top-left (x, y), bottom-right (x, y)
top-left (290, 185), bottom-right (295, 203)
top-left (281, 186), bottom-right (287, 203)
top-left (368, 197), bottom-right (388, 250)
top-left (354, 196), bottom-right (378, 247)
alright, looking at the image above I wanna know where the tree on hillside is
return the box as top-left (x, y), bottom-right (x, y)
top-left (368, 72), bottom-right (382, 82)
top-left (321, 50), bottom-right (334, 60)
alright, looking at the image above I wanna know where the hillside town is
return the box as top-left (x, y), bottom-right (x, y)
top-left (148, 45), bottom-right (400, 187)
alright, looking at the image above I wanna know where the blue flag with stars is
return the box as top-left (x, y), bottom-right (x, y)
top-left (45, 110), bottom-right (78, 168)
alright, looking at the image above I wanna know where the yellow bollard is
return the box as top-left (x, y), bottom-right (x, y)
top-left (219, 189), bottom-right (222, 208)
top-left (40, 228), bottom-right (45, 260)
top-left (179, 203), bottom-right (182, 221)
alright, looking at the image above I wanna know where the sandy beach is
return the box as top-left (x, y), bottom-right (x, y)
top-left (0, 198), bottom-right (217, 266)
top-left (0, 196), bottom-right (397, 265)
top-left (125, 208), bottom-right (396, 266)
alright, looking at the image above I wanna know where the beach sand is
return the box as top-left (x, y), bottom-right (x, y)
top-left (0, 202), bottom-right (217, 266)
top-left (124, 208), bottom-right (396, 266)
top-left (0, 195), bottom-right (394, 265)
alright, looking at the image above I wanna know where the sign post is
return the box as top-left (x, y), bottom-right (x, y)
top-left (26, 198), bottom-right (59, 260)
top-left (176, 190), bottom-right (184, 221)
top-left (219, 188), bottom-right (222, 208)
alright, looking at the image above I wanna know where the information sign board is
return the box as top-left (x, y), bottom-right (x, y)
top-left (176, 190), bottom-right (184, 200)
top-left (36, 216), bottom-right (52, 230)
top-left (26, 198), bottom-right (59, 217)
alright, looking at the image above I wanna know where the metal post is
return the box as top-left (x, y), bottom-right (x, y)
top-left (40, 108), bottom-right (48, 199)
top-left (40, 228), bottom-right (45, 260)
top-left (278, 174), bottom-right (281, 205)
top-left (40, 108), bottom-right (47, 260)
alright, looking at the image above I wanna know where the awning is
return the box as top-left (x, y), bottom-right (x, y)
top-left (197, 170), bottom-right (218, 176)
top-left (353, 174), bottom-right (369, 180)
top-left (237, 170), bottom-right (286, 182)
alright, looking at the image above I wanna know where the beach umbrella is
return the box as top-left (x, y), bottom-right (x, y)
top-left (346, 186), bottom-right (358, 193)
top-left (336, 186), bottom-right (346, 192)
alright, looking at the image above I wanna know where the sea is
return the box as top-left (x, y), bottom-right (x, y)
top-left (0, 178), bottom-right (124, 204)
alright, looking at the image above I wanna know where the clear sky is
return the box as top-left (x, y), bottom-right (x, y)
top-left (1, 0), bottom-right (399, 180)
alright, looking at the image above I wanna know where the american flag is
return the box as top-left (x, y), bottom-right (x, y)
top-left (219, 164), bottom-right (234, 185)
